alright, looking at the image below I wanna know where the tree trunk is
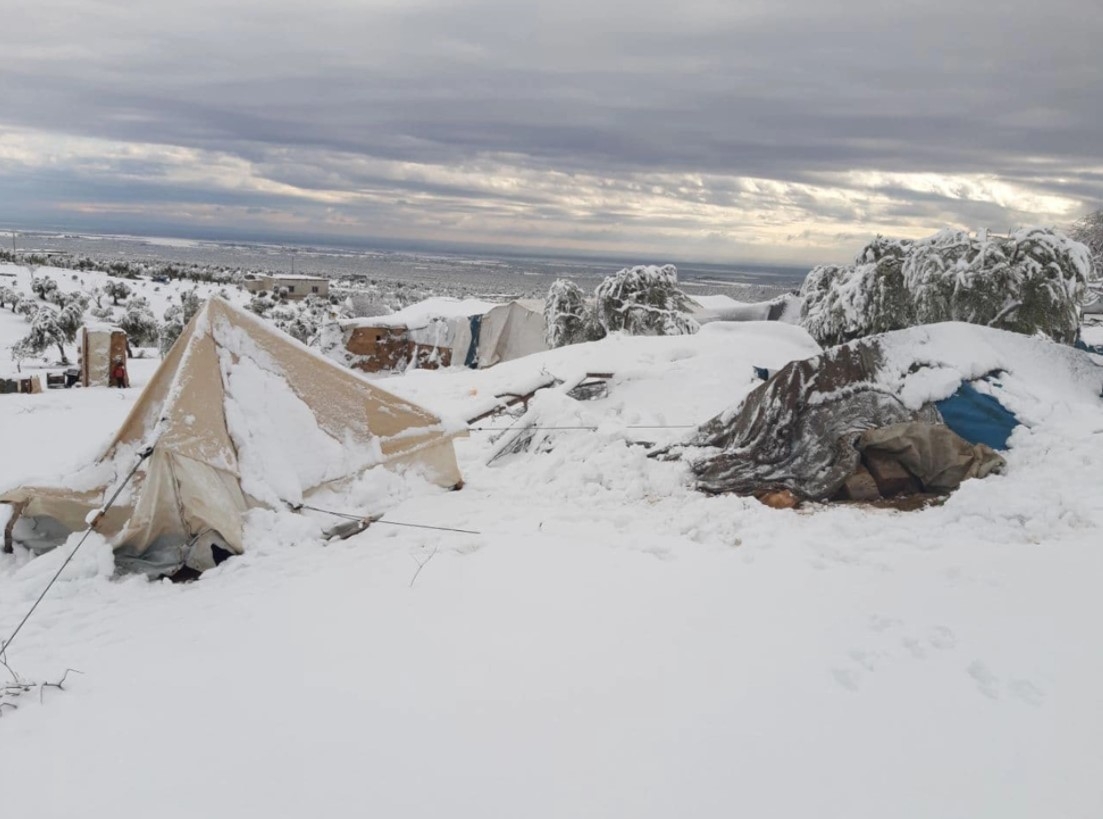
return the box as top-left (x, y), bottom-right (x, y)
top-left (57, 342), bottom-right (69, 365)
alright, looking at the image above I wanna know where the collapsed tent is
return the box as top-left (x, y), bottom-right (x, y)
top-left (687, 293), bottom-right (802, 325)
top-left (326, 298), bottom-right (549, 373)
top-left (661, 322), bottom-right (1103, 501)
top-left (1, 297), bottom-right (463, 574)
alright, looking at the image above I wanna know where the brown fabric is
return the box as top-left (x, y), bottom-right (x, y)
top-left (346, 326), bottom-right (410, 372)
top-left (857, 423), bottom-right (1006, 492)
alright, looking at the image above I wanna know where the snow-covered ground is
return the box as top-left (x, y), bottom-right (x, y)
top-left (2, 261), bottom-right (1103, 817)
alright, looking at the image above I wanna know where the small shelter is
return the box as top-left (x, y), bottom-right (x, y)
top-left (659, 323), bottom-right (1103, 502)
top-left (2, 297), bottom-right (463, 575)
top-left (81, 324), bottom-right (129, 387)
top-left (334, 298), bottom-right (549, 373)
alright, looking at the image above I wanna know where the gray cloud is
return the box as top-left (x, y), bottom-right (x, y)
top-left (1, 0), bottom-right (1100, 264)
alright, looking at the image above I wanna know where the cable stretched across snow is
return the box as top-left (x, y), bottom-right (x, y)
top-left (0, 446), bottom-right (154, 661)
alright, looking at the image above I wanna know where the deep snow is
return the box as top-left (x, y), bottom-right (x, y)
top-left (2, 262), bottom-right (1103, 818)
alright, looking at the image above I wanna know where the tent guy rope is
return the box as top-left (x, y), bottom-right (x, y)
top-left (0, 446), bottom-right (154, 661)
top-left (286, 501), bottom-right (481, 536)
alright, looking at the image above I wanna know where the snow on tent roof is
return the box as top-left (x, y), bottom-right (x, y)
top-left (350, 297), bottom-right (501, 330)
top-left (689, 295), bottom-right (746, 311)
top-left (1, 297), bottom-right (464, 575)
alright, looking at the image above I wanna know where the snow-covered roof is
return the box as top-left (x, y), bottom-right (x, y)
top-left (345, 297), bottom-right (503, 330)
top-left (688, 294), bottom-right (746, 311)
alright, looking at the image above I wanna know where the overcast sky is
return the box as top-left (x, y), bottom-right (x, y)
top-left (1, 0), bottom-right (1100, 265)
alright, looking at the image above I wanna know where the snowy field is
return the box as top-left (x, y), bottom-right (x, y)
top-left (2, 262), bottom-right (1103, 817)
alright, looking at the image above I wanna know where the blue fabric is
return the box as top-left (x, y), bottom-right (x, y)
top-left (464, 314), bottom-right (482, 368)
top-left (936, 381), bottom-right (1018, 451)
top-left (1074, 337), bottom-right (1103, 355)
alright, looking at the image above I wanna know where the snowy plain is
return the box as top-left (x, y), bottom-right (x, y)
top-left (1, 262), bottom-right (1103, 817)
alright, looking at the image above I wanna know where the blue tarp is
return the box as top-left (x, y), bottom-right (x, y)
top-left (464, 314), bottom-right (482, 368)
top-left (936, 381), bottom-right (1019, 451)
top-left (1074, 337), bottom-right (1103, 355)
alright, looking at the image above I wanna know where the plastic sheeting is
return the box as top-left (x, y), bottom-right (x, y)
top-left (935, 381), bottom-right (1019, 451)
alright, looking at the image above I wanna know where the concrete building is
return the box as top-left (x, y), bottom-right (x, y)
top-left (243, 274), bottom-right (329, 300)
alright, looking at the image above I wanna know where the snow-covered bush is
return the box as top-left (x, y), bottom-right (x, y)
top-left (544, 279), bottom-right (592, 348)
top-left (267, 295), bottom-right (331, 344)
top-left (0, 285), bottom-right (22, 310)
top-left (118, 297), bottom-right (160, 349)
top-left (1069, 209), bottom-right (1103, 279)
top-left (315, 321), bottom-right (351, 366)
top-left (159, 290), bottom-right (199, 354)
top-left (57, 300), bottom-right (87, 343)
top-left (592, 264), bottom-right (698, 337)
top-left (30, 276), bottom-right (59, 303)
top-left (800, 228), bottom-right (1091, 346)
top-left (103, 280), bottom-right (132, 305)
top-left (12, 305), bottom-right (69, 363)
top-left (89, 304), bottom-right (114, 321)
top-left (248, 292), bottom-right (277, 316)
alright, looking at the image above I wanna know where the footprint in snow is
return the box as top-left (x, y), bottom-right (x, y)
top-left (1010, 679), bottom-right (1045, 706)
top-left (967, 660), bottom-right (1000, 699)
top-left (831, 667), bottom-right (861, 692)
top-left (928, 625), bottom-right (957, 650)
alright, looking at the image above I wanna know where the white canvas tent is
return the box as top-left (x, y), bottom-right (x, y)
top-left (403, 298), bottom-right (549, 369)
top-left (471, 300), bottom-right (549, 368)
top-left (333, 298), bottom-right (549, 372)
top-left (1, 297), bottom-right (463, 575)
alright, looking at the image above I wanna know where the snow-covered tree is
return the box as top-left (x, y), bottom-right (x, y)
top-left (1069, 209), bottom-right (1103, 279)
top-left (800, 228), bottom-right (1092, 347)
top-left (267, 295), bottom-right (330, 344)
top-left (248, 292), bottom-right (277, 316)
top-left (544, 279), bottom-right (592, 348)
top-left (16, 299), bottom-right (39, 319)
top-left (159, 307), bottom-right (184, 354)
top-left (89, 304), bottom-right (114, 321)
top-left (103, 280), bottom-right (132, 305)
top-left (118, 297), bottom-right (160, 351)
top-left (30, 276), bottom-right (59, 302)
top-left (0, 285), bottom-right (22, 310)
top-left (13, 305), bottom-right (69, 363)
top-left (57, 299), bottom-right (87, 343)
top-left (592, 264), bottom-right (698, 337)
top-left (180, 289), bottom-right (202, 323)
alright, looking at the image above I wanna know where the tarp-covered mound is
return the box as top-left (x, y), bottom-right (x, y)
top-left (1, 297), bottom-right (464, 575)
top-left (801, 228), bottom-right (1093, 347)
top-left (666, 322), bottom-right (1103, 500)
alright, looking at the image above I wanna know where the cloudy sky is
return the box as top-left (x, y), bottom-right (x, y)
top-left (1, 0), bottom-right (1100, 265)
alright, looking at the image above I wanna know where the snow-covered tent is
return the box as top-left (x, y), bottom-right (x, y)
top-left (1, 297), bottom-right (464, 574)
top-left (660, 323), bottom-right (1103, 501)
top-left (330, 298), bottom-right (549, 373)
top-left (472, 300), bottom-right (549, 368)
top-left (687, 293), bottom-right (802, 325)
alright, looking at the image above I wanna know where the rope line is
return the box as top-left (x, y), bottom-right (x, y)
top-left (468, 424), bottom-right (696, 432)
top-left (289, 502), bottom-right (480, 535)
top-left (1, 447), bottom-right (154, 661)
